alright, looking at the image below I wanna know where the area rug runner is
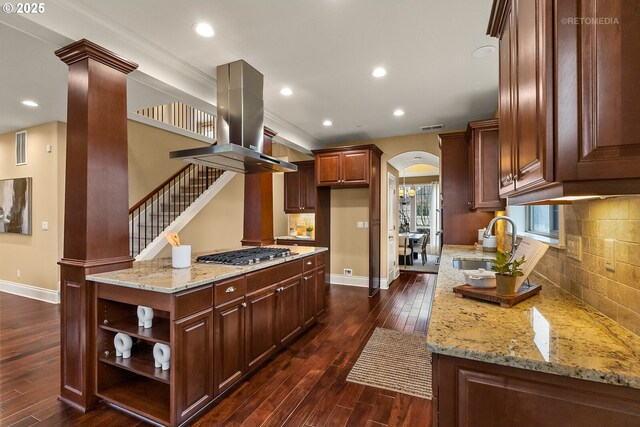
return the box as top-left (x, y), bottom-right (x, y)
top-left (347, 327), bottom-right (432, 399)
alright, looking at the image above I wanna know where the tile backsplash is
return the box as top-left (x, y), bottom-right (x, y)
top-left (533, 196), bottom-right (640, 335)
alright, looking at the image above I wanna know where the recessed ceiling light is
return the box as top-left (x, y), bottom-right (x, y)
top-left (393, 109), bottom-right (405, 117)
top-left (22, 100), bottom-right (38, 107)
top-left (322, 120), bottom-right (333, 127)
top-left (280, 87), bottom-right (293, 96)
top-left (414, 156), bottom-right (422, 160)
top-left (472, 45), bottom-right (496, 58)
top-left (371, 67), bottom-right (387, 78)
top-left (194, 22), bottom-right (214, 38)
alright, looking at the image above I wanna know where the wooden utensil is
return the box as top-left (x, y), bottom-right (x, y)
top-left (166, 232), bottom-right (181, 247)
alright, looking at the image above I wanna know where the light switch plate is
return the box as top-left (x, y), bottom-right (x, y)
top-left (605, 239), bottom-right (615, 271)
top-left (42, 221), bottom-right (49, 231)
top-left (566, 234), bottom-right (582, 261)
top-left (357, 221), bottom-right (364, 228)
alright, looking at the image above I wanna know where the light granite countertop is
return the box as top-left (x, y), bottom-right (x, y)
top-left (86, 246), bottom-right (327, 294)
top-left (427, 245), bottom-right (640, 389)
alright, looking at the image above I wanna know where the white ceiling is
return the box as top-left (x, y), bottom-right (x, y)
top-left (0, 0), bottom-right (498, 152)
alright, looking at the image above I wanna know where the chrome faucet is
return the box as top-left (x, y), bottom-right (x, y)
top-left (484, 216), bottom-right (518, 260)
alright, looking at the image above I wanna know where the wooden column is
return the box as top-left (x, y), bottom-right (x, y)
top-left (55, 39), bottom-right (138, 411)
top-left (241, 127), bottom-right (277, 246)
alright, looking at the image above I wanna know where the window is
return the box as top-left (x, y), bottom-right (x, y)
top-left (398, 184), bottom-right (433, 233)
top-left (16, 131), bottom-right (27, 165)
top-left (526, 205), bottom-right (559, 238)
top-left (506, 205), bottom-right (565, 247)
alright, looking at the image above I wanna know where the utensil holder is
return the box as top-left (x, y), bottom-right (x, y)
top-left (172, 245), bottom-right (191, 269)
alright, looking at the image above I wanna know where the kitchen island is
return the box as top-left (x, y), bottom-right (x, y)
top-left (86, 245), bottom-right (327, 427)
top-left (427, 245), bottom-right (640, 426)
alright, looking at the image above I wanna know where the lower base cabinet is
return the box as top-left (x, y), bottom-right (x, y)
top-left (92, 252), bottom-right (326, 426)
top-left (432, 354), bottom-right (640, 427)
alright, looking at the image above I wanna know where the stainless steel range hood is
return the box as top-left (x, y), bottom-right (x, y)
top-left (170, 60), bottom-right (297, 173)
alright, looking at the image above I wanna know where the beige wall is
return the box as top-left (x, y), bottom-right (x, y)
top-left (157, 174), bottom-right (246, 257)
top-left (128, 120), bottom-right (207, 205)
top-left (0, 122), bottom-right (66, 291)
top-left (533, 197), bottom-right (640, 335)
top-left (330, 188), bottom-right (370, 277)
top-left (328, 132), bottom-right (442, 282)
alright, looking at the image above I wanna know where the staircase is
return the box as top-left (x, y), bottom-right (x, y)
top-left (129, 164), bottom-right (229, 259)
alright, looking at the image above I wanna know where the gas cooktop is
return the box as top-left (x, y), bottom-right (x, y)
top-left (196, 247), bottom-right (294, 266)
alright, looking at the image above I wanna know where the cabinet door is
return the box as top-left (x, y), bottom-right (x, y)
top-left (245, 286), bottom-right (278, 371)
top-left (302, 164), bottom-right (316, 211)
top-left (556, 0), bottom-right (640, 181)
top-left (213, 298), bottom-right (245, 395)
top-left (284, 169), bottom-right (302, 213)
top-left (513, 0), bottom-right (553, 192)
top-left (341, 150), bottom-right (370, 185)
top-left (498, 6), bottom-right (516, 196)
top-left (315, 266), bottom-right (325, 316)
top-left (276, 275), bottom-right (302, 345)
top-left (174, 308), bottom-right (214, 423)
top-left (301, 272), bottom-right (316, 328)
top-left (469, 121), bottom-right (505, 210)
top-left (316, 153), bottom-right (342, 186)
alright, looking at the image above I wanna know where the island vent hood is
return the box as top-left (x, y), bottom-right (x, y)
top-left (170, 60), bottom-right (297, 174)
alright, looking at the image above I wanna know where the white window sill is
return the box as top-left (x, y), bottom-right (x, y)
top-left (507, 231), bottom-right (565, 249)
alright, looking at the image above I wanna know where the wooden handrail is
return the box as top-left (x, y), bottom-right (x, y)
top-left (129, 164), bottom-right (191, 214)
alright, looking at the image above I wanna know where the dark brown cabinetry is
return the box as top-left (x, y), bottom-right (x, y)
top-left (93, 252), bottom-right (326, 426)
top-left (213, 297), bottom-right (245, 395)
top-left (175, 308), bottom-right (214, 422)
top-left (316, 149), bottom-right (370, 187)
top-left (284, 161), bottom-right (316, 213)
top-left (467, 119), bottom-right (505, 211)
top-left (313, 145), bottom-right (382, 297)
top-left (275, 238), bottom-right (315, 247)
top-left (439, 132), bottom-right (495, 245)
top-left (489, 0), bottom-right (640, 203)
top-left (276, 275), bottom-right (303, 345)
top-left (432, 354), bottom-right (640, 427)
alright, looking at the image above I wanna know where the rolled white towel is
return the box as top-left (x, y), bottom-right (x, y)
top-left (114, 333), bottom-right (133, 359)
top-left (153, 343), bottom-right (171, 371)
top-left (137, 305), bottom-right (154, 329)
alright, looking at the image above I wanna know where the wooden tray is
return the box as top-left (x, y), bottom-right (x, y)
top-left (453, 282), bottom-right (542, 307)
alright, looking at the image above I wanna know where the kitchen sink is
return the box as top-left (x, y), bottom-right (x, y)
top-left (452, 259), bottom-right (495, 270)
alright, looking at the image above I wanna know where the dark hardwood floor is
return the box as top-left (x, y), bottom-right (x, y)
top-left (0, 272), bottom-right (435, 426)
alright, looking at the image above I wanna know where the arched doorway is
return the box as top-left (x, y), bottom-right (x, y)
top-left (388, 151), bottom-right (441, 277)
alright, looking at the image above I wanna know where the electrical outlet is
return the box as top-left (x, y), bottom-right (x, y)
top-left (42, 221), bottom-right (49, 231)
top-left (16, 269), bottom-right (21, 278)
top-left (344, 268), bottom-right (353, 277)
top-left (604, 239), bottom-right (615, 271)
top-left (357, 221), bottom-right (364, 228)
top-left (566, 235), bottom-right (582, 261)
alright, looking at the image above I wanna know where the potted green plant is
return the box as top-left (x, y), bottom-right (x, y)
top-left (491, 250), bottom-right (526, 295)
top-left (306, 225), bottom-right (314, 237)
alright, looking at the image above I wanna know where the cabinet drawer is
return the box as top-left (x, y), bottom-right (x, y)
top-left (315, 252), bottom-right (326, 267)
top-left (246, 260), bottom-right (303, 292)
top-left (175, 285), bottom-right (213, 319)
top-left (214, 277), bottom-right (247, 306)
top-left (302, 256), bottom-right (316, 272)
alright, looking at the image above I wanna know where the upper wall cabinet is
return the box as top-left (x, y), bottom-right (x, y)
top-left (284, 161), bottom-right (315, 213)
top-left (489, 0), bottom-right (554, 198)
top-left (555, 0), bottom-right (640, 182)
top-left (467, 119), bottom-right (505, 211)
top-left (315, 148), bottom-right (371, 187)
top-left (488, 0), bottom-right (640, 203)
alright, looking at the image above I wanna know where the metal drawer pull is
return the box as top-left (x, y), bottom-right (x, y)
top-left (225, 286), bottom-right (236, 293)
top-left (241, 302), bottom-right (247, 308)
top-left (306, 261), bottom-right (313, 265)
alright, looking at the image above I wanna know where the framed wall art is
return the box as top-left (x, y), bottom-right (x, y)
top-left (0, 177), bottom-right (32, 235)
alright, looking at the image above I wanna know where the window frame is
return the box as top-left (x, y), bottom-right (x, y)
top-left (525, 205), bottom-right (560, 239)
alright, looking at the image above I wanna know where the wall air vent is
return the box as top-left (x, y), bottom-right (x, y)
top-left (16, 131), bottom-right (27, 165)
top-left (420, 124), bottom-right (444, 132)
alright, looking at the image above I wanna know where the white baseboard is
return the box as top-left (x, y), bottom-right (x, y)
top-left (329, 274), bottom-right (390, 290)
top-left (0, 280), bottom-right (60, 304)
